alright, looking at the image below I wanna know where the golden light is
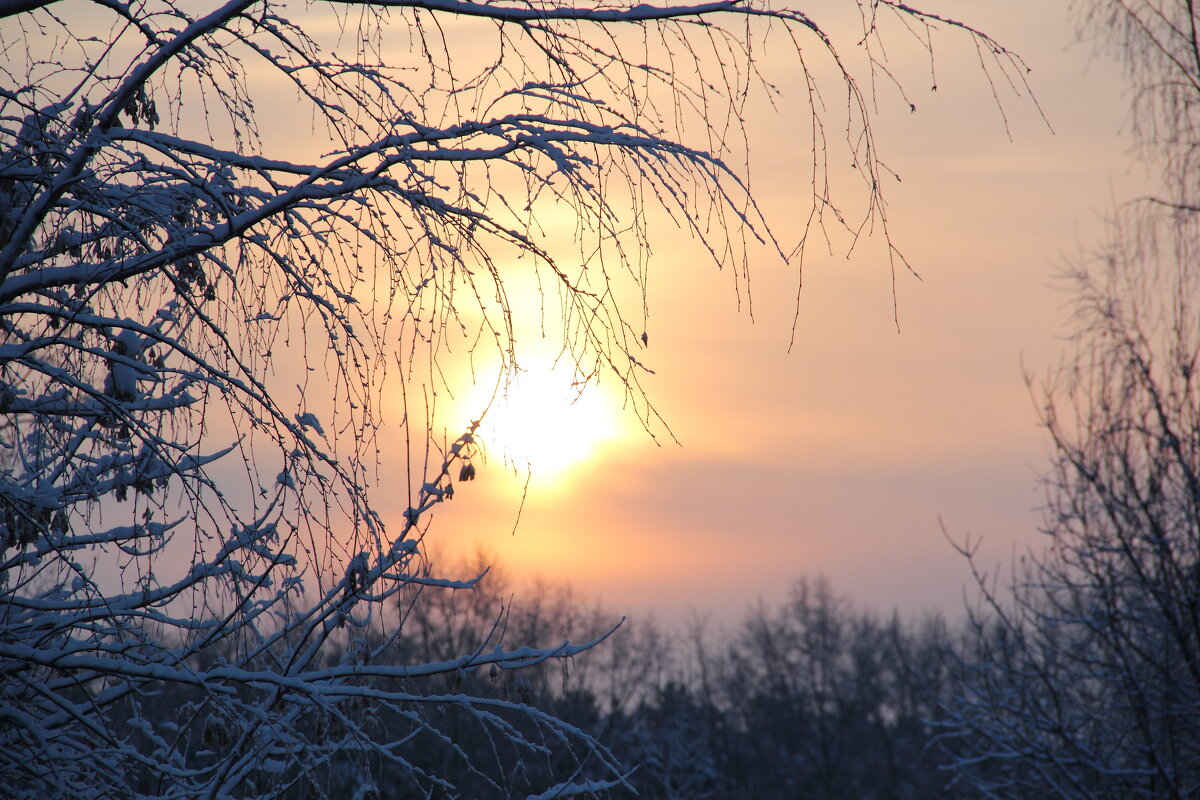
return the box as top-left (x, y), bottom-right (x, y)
top-left (462, 361), bottom-right (624, 484)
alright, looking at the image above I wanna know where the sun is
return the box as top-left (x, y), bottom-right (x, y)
top-left (463, 363), bottom-right (623, 481)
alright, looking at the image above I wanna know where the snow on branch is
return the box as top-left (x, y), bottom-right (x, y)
top-left (0, 0), bottom-right (1031, 796)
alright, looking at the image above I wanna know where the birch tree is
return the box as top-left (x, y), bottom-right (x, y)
top-left (941, 3), bottom-right (1200, 796)
top-left (0, 0), bottom-right (1026, 797)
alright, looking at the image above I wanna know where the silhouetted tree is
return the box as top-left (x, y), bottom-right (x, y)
top-left (684, 577), bottom-right (961, 799)
top-left (941, 5), bottom-right (1200, 796)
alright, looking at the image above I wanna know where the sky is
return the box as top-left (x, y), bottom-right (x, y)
top-left (396, 1), bottom-right (1157, 626)
top-left (38, 0), bottom-right (1149, 627)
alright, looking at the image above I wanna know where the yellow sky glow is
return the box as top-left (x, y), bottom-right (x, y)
top-left (456, 357), bottom-right (627, 486)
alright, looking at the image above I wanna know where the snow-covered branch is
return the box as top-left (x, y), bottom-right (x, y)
top-left (0, 0), bottom-right (1028, 796)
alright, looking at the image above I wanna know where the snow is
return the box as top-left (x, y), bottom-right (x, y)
top-left (295, 412), bottom-right (325, 436)
top-left (525, 777), bottom-right (630, 799)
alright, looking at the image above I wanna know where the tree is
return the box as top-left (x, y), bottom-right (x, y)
top-left (940, 3), bottom-right (1200, 796)
top-left (0, 1), bottom-right (1027, 797)
top-left (941, 225), bottom-right (1200, 799)
top-left (694, 576), bottom-right (958, 800)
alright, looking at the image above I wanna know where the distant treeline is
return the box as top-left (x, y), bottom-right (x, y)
top-left (110, 504), bottom-right (1200, 800)
top-left (374, 563), bottom-right (962, 800)
top-left (87, 560), bottom-right (1053, 798)
top-left (375, 547), bottom-right (1200, 800)
top-left (119, 562), bottom-right (961, 799)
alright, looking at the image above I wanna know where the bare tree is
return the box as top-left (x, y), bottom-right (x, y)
top-left (0, 0), bottom-right (1026, 797)
top-left (699, 576), bottom-right (956, 799)
top-left (942, 222), bottom-right (1200, 798)
top-left (1075, 0), bottom-right (1200, 210)
top-left (940, 5), bottom-right (1200, 796)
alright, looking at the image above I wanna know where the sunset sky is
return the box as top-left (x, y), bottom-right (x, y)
top-left (393, 1), bottom-right (1155, 625)
top-left (12, 4), bottom-right (1183, 795)
top-left (60, 0), bottom-right (1148, 624)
